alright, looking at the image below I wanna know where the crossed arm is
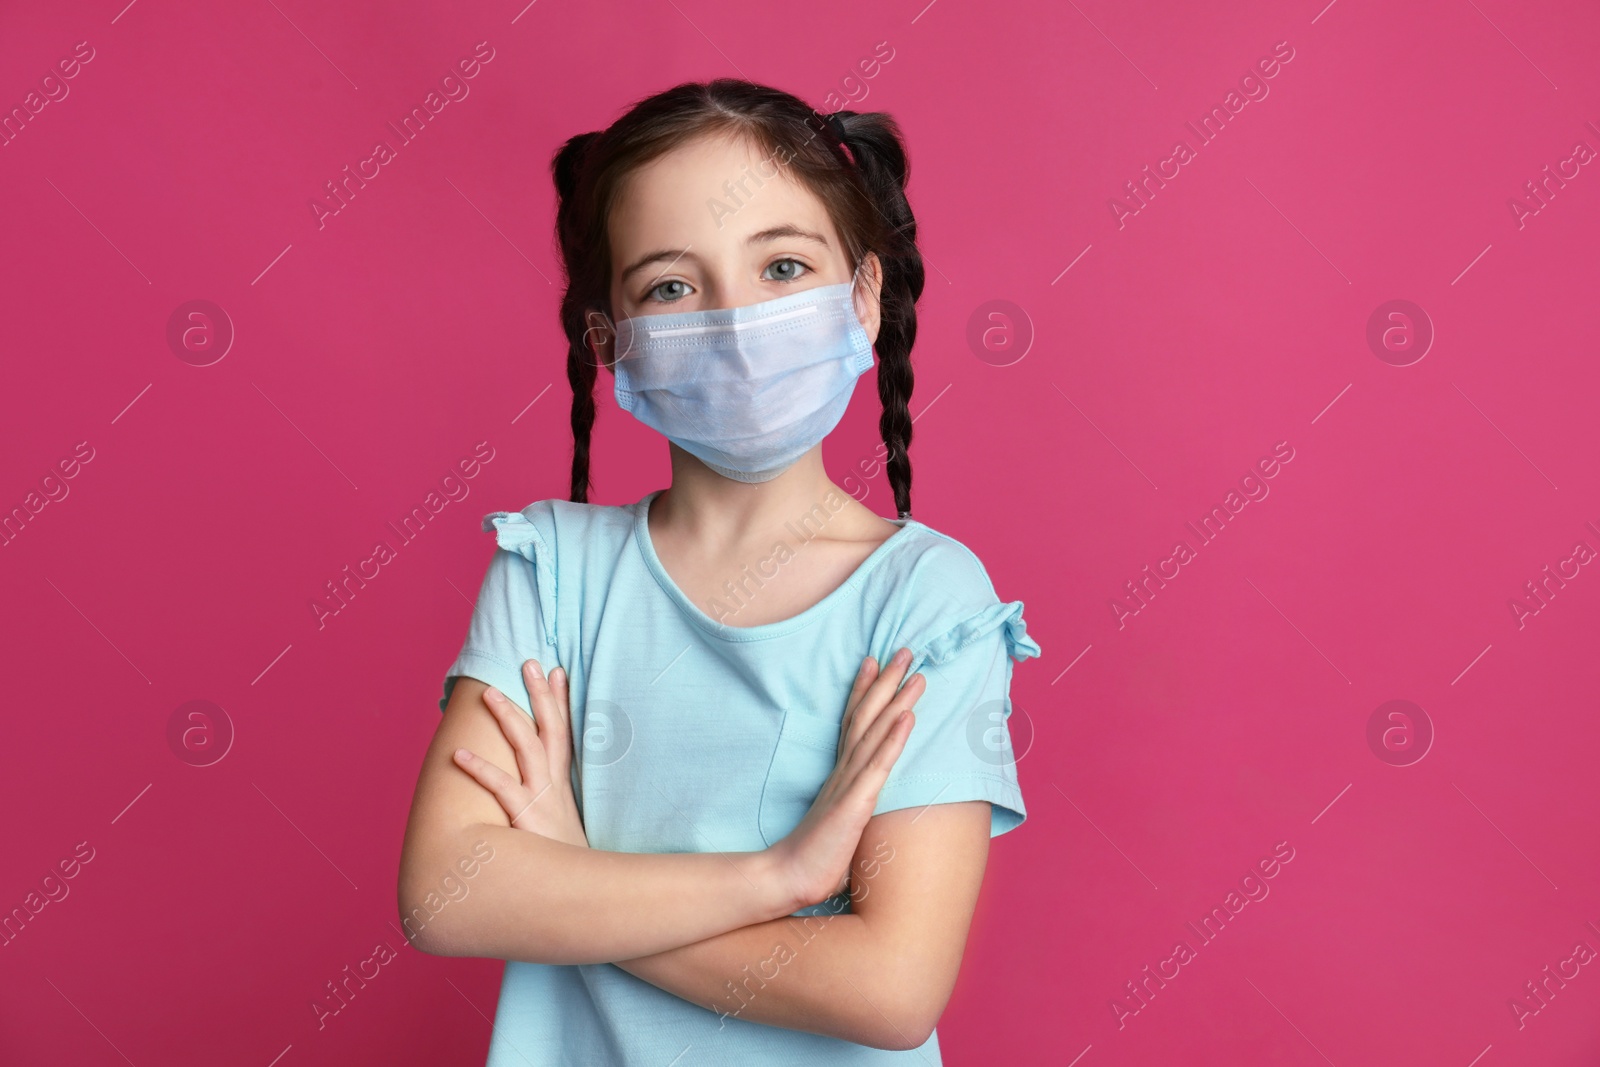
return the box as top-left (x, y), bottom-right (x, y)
top-left (610, 803), bottom-right (990, 1050)
top-left (398, 673), bottom-right (992, 1051)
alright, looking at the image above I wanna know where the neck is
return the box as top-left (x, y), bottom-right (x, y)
top-left (654, 444), bottom-right (847, 545)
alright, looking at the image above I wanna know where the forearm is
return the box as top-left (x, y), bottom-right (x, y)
top-left (612, 907), bottom-right (931, 1051)
top-left (405, 823), bottom-right (794, 965)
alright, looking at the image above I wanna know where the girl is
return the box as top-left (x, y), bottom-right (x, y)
top-left (399, 78), bottom-right (1041, 1065)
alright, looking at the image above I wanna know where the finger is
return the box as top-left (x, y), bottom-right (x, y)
top-left (543, 665), bottom-right (574, 786)
top-left (846, 671), bottom-right (923, 775)
top-left (521, 660), bottom-right (568, 797)
top-left (482, 683), bottom-right (551, 797)
top-left (845, 647), bottom-right (915, 755)
top-left (838, 656), bottom-right (878, 749)
top-left (451, 746), bottom-right (537, 824)
top-left (840, 709), bottom-right (915, 810)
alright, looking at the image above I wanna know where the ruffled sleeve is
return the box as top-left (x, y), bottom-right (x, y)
top-left (867, 534), bottom-right (1043, 837)
top-left (482, 508), bottom-right (560, 650)
top-left (921, 599), bottom-right (1041, 668)
top-left (438, 504), bottom-right (562, 714)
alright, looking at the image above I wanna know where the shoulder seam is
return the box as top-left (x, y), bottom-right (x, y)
top-left (905, 523), bottom-right (1003, 600)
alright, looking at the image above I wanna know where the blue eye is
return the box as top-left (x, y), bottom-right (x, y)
top-left (643, 259), bottom-right (811, 305)
top-left (764, 258), bottom-right (810, 283)
top-left (646, 279), bottom-right (691, 304)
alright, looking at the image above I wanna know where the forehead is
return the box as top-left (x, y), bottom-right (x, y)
top-left (607, 130), bottom-right (837, 265)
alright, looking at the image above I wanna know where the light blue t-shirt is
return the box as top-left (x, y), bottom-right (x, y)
top-left (439, 488), bottom-right (1041, 1066)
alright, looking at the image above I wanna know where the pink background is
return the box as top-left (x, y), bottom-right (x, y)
top-left (3, 0), bottom-right (1599, 1063)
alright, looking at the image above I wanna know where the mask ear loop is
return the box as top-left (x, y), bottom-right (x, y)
top-left (585, 305), bottom-right (642, 371)
top-left (846, 257), bottom-right (874, 335)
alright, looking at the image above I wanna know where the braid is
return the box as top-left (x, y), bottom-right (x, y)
top-left (831, 110), bottom-right (925, 519)
top-left (552, 130), bottom-right (602, 504)
top-left (546, 84), bottom-right (928, 515)
top-left (566, 325), bottom-right (598, 504)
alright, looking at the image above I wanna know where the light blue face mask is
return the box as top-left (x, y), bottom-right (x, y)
top-left (611, 263), bottom-right (875, 483)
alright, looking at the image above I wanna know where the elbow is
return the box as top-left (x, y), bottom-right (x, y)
top-left (858, 963), bottom-right (949, 1051)
top-left (861, 1012), bottom-right (936, 1053)
top-left (854, 988), bottom-right (943, 1052)
top-left (397, 877), bottom-right (462, 957)
top-left (397, 829), bottom-right (501, 958)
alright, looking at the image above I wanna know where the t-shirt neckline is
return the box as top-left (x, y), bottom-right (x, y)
top-left (632, 488), bottom-right (919, 642)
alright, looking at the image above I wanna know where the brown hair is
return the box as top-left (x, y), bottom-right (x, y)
top-left (550, 77), bottom-right (926, 518)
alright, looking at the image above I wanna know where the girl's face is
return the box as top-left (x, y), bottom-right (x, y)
top-left (589, 130), bottom-right (881, 372)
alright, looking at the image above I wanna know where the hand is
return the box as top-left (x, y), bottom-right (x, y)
top-left (452, 659), bottom-right (589, 849)
top-left (768, 647), bottom-right (923, 911)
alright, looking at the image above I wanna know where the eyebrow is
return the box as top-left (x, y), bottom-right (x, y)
top-left (618, 225), bottom-right (832, 284)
